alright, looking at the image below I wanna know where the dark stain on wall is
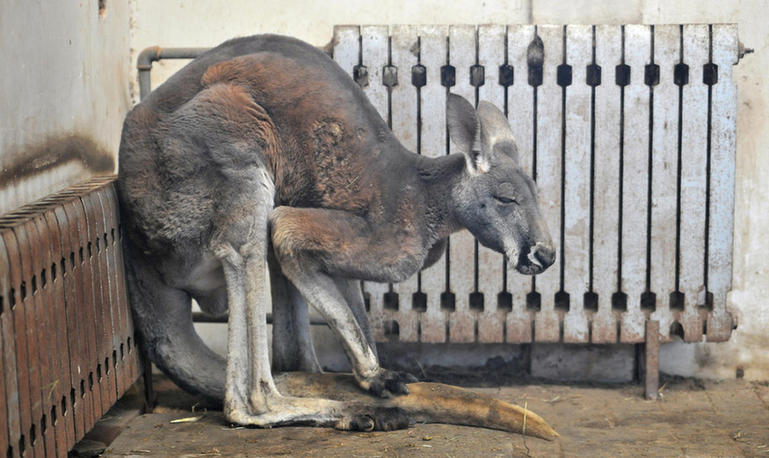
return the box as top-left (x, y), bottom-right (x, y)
top-left (1, 134), bottom-right (115, 186)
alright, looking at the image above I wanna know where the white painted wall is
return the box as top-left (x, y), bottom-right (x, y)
top-left (0, 0), bottom-right (132, 214)
top-left (125, 0), bottom-right (768, 380)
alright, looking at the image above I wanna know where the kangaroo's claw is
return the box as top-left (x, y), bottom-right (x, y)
top-left (363, 369), bottom-right (418, 398)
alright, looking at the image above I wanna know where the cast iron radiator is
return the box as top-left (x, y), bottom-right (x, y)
top-left (332, 24), bottom-right (738, 345)
top-left (0, 177), bottom-right (141, 457)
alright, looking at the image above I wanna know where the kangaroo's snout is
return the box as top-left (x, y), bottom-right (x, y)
top-left (516, 242), bottom-right (555, 275)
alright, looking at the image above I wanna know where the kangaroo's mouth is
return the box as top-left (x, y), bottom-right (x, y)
top-left (505, 248), bottom-right (542, 275)
top-left (515, 262), bottom-right (546, 275)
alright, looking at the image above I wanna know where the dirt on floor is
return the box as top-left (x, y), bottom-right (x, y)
top-left (82, 374), bottom-right (769, 457)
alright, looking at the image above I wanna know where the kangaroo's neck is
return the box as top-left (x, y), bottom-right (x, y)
top-left (413, 153), bottom-right (466, 243)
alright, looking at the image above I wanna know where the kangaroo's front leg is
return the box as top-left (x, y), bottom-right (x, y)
top-left (271, 206), bottom-right (417, 397)
top-left (335, 278), bottom-right (377, 358)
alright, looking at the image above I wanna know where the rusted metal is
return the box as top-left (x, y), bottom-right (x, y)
top-left (14, 207), bottom-right (47, 457)
top-left (42, 205), bottom-right (77, 452)
top-left (82, 189), bottom-right (107, 422)
top-left (101, 179), bottom-right (141, 411)
top-left (28, 213), bottom-right (61, 456)
top-left (102, 187), bottom-right (127, 393)
top-left (104, 183), bottom-right (141, 394)
top-left (1, 222), bottom-right (27, 458)
top-left (4, 222), bottom-right (44, 457)
top-left (103, 185), bottom-right (140, 396)
top-left (25, 214), bottom-right (53, 456)
top-left (96, 189), bottom-right (119, 408)
top-left (63, 197), bottom-right (98, 432)
top-left (96, 189), bottom-right (121, 399)
top-left (80, 182), bottom-right (107, 422)
top-left (87, 190), bottom-right (117, 414)
top-left (113, 190), bottom-right (136, 393)
top-left (644, 320), bottom-right (660, 400)
top-left (0, 177), bottom-right (141, 456)
top-left (0, 235), bottom-right (19, 457)
top-left (32, 213), bottom-right (55, 455)
top-left (79, 192), bottom-right (106, 421)
top-left (54, 202), bottom-right (88, 444)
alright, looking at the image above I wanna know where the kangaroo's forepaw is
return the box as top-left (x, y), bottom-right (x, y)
top-left (336, 406), bottom-right (412, 431)
top-left (360, 368), bottom-right (418, 398)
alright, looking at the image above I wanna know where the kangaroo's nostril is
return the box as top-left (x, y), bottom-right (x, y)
top-left (534, 245), bottom-right (555, 268)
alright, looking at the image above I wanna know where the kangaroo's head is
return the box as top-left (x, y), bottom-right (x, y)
top-left (447, 93), bottom-right (554, 275)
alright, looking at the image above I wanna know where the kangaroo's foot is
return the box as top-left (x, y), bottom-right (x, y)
top-left (357, 367), bottom-right (418, 397)
top-left (225, 385), bottom-right (411, 431)
top-left (224, 387), bottom-right (338, 427)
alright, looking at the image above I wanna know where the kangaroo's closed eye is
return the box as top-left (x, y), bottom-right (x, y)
top-left (493, 195), bottom-right (516, 205)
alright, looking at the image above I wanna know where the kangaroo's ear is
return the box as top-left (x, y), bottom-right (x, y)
top-left (447, 93), bottom-right (487, 174)
top-left (477, 101), bottom-right (519, 164)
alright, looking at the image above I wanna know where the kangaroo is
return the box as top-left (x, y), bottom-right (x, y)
top-left (118, 34), bottom-right (554, 431)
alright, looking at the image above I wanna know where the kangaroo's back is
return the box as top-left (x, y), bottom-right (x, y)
top-left (133, 34), bottom-right (377, 122)
top-left (118, 34), bottom-right (408, 253)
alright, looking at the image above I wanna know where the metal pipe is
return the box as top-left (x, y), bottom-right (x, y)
top-left (137, 46), bottom-right (210, 100)
top-left (192, 312), bottom-right (329, 327)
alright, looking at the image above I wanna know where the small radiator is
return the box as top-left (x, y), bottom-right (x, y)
top-left (332, 24), bottom-right (738, 345)
top-left (0, 177), bottom-right (140, 457)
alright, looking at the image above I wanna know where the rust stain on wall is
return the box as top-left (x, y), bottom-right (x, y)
top-left (0, 134), bottom-right (115, 186)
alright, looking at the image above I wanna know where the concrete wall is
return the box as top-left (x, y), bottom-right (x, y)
top-left (127, 0), bottom-right (769, 380)
top-left (0, 0), bottom-right (132, 215)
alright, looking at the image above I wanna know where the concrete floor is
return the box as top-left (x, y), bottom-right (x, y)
top-left (86, 375), bottom-right (769, 457)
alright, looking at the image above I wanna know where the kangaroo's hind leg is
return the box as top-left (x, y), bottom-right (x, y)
top-left (270, 250), bottom-right (322, 373)
top-left (211, 167), bottom-right (335, 425)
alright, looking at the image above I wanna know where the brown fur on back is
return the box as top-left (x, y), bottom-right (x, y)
top-left (120, 35), bottom-right (413, 251)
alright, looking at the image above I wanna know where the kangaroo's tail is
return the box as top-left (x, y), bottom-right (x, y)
top-left (391, 382), bottom-right (559, 440)
top-left (276, 373), bottom-right (559, 440)
top-left (123, 240), bottom-right (225, 402)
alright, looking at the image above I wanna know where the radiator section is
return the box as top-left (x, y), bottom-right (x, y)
top-left (333, 24), bottom-right (738, 345)
top-left (0, 177), bottom-right (141, 457)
